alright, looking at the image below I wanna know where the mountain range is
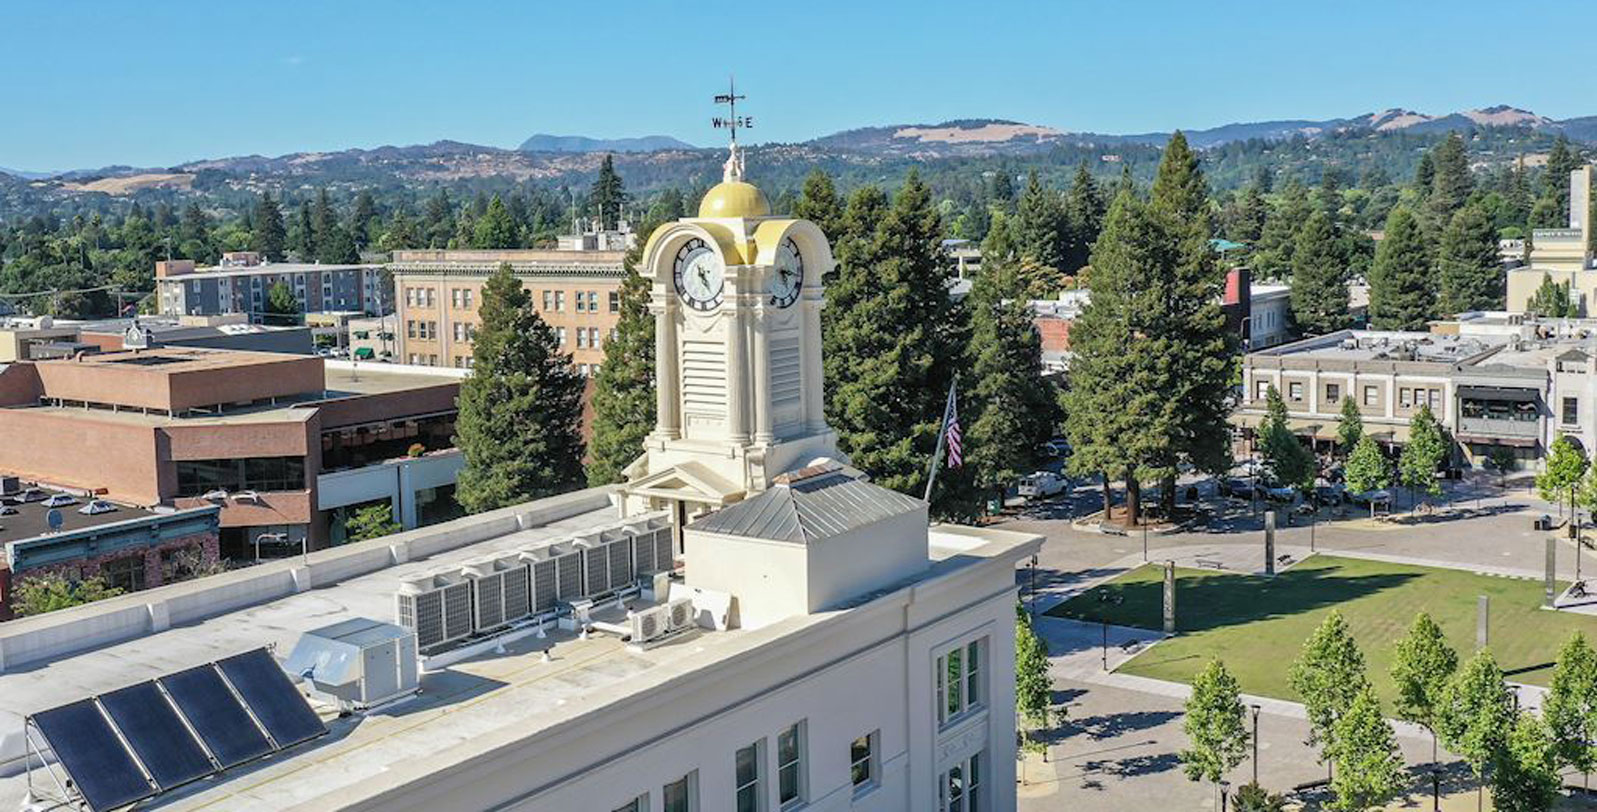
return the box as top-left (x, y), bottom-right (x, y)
top-left (3, 104), bottom-right (1594, 202)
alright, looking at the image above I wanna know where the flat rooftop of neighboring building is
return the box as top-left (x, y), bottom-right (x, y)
top-left (0, 490), bottom-right (148, 547)
top-left (0, 494), bottom-right (1034, 811)
top-left (1251, 330), bottom-right (1508, 363)
top-left (163, 262), bottom-right (381, 280)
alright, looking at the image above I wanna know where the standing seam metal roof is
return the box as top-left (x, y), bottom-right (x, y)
top-left (687, 471), bottom-right (925, 544)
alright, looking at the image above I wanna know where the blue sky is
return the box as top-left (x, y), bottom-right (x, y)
top-left (3, 0), bottom-right (1593, 172)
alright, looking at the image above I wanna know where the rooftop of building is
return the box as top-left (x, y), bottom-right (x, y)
top-left (159, 261), bottom-right (382, 280)
top-left (388, 248), bottom-right (627, 266)
top-left (1249, 329), bottom-right (1510, 364)
top-left (0, 487), bottom-right (1038, 811)
top-left (0, 486), bottom-right (161, 548)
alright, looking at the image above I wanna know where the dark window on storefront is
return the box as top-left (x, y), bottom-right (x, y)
top-left (321, 414), bottom-right (457, 471)
top-left (100, 555), bottom-right (146, 593)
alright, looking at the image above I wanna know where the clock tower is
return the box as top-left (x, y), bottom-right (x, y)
top-left (621, 136), bottom-right (841, 522)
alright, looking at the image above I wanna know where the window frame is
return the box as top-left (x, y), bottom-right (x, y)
top-left (936, 637), bottom-right (987, 727)
top-left (662, 771), bottom-right (697, 812)
top-left (776, 721), bottom-right (806, 809)
top-left (850, 730), bottom-right (879, 795)
top-left (734, 739), bottom-right (764, 812)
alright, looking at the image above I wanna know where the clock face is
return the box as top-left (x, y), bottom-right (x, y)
top-left (673, 238), bottom-right (725, 311)
top-left (769, 237), bottom-right (803, 308)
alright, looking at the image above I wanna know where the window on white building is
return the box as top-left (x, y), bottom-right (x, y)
top-left (1565, 397), bottom-right (1580, 426)
top-left (937, 639), bottom-right (985, 726)
top-left (850, 731), bottom-right (878, 792)
top-left (734, 740), bottom-right (763, 812)
top-left (663, 772), bottom-right (696, 812)
top-left (777, 722), bottom-right (805, 809)
top-left (937, 751), bottom-right (984, 812)
top-left (611, 797), bottom-right (643, 812)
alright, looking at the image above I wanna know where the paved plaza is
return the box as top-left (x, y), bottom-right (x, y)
top-left (1006, 472), bottom-right (1597, 810)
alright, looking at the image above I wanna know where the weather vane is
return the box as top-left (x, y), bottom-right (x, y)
top-left (712, 76), bottom-right (752, 148)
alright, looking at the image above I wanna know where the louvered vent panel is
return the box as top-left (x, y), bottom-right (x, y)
top-left (442, 583), bottom-right (473, 641)
top-left (556, 554), bottom-right (582, 600)
top-left (534, 560), bottom-right (559, 610)
top-left (583, 547), bottom-right (609, 596)
top-left (770, 336), bottom-right (802, 407)
top-left (634, 533), bottom-right (656, 574)
top-left (473, 574), bottom-right (504, 630)
top-left (503, 566), bottom-right (531, 621)
top-left (608, 540), bottom-right (633, 590)
top-left (681, 339), bottom-right (726, 412)
top-left (655, 531), bottom-right (674, 572)
top-left (412, 591), bottom-right (444, 648)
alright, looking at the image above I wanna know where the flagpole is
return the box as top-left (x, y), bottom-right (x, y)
top-left (924, 381), bottom-right (957, 502)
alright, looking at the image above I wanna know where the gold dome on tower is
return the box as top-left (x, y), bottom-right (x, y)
top-left (698, 179), bottom-right (770, 219)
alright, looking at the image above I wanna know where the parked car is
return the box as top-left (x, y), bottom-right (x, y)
top-left (1348, 489), bottom-right (1393, 508)
top-left (1222, 478), bottom-right (1254, 499)
top-left (1018, 471), bottom-right (1067, 499)
top-left (1313, 485), bottom-right (1345, 507)
top-left (1042, 439), bottom-right (1072, 458)
top-left (1260, 483), bottom-right (1296, 503)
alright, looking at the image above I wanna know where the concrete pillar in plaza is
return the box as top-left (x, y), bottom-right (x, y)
top-left (1547, 537), bottom-right (1558, 608)
top-left (1477, 595), bottom-right (1490, 650)
top-left (1163, 561), bottom-right (1176, 634)
top-left (1264, 511), bottom-right (1276, 576)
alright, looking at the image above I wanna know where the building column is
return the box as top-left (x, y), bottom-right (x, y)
top-left (727, 303), bottom-right (749, 443)
top-left (752, 309), bottom-right (774, 443)
top-left (803, 296), bottom-right (826, 432)
top-left (654, 303), bottom-right (680, 439)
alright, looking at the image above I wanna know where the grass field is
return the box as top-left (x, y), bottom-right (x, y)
top-left (1047, 555), bottom-right (1597, 705)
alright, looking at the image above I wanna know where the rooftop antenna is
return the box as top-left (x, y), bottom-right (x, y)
top-left (712, 75), bottom-right (752, 182)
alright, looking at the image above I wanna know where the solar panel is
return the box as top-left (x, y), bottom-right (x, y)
top-left (98, 681), bottom-right (215, 790)
top-left (217, 648), bottom-right (327, 750)
top-left (30, 699), bottom-right (153, 812)
top-left (159, 665), bottom-right (273, 768)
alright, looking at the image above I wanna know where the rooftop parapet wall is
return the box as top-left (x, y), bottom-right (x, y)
top-left (0, 486), bottom-right (617, 673)
top-left (32, 350), bottom-right (324, 412)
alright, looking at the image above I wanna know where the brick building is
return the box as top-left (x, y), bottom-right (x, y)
top-left (387, 249), bottom-right (628, 374)
top-left (0, 348), bottom-right (464, 560)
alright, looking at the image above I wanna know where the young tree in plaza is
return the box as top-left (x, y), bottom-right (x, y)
top-left (1336, 397), bottom-right (1364, 455)
top-left (1543, 632), bottom-right (1597, 789)
top-left (1329, 685), bottom-right (1406, 812)
top-left (1538, 434), bottom-right (1588, 519)
top-left (1438, 650), bottom-right (1516, 807)
top-left (1490, 712), bottom-right (1562, 812)
top-left (1343, 436), bottom-right (1392, 514)
top-left (1015, 608), bottom-right (1053, 760)
top-left (1258, 385), bottom-right (1314, 491)
top-left (454, 264), bottom-right (586, 513)
top-left (1390, 612), bottom-right (1458, 761)
top-left (1398, 404), bottom-right (1447, 508)
top-left (1289, 610), bottom-right (1371, 770)
top-left (1180, 659), bottom-right (1251, 803)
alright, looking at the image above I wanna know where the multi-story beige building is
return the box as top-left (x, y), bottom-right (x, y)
top-left (388, 249), bottom-right (628, 374)
top-left (1506, 164), bottom-right (1594, 313)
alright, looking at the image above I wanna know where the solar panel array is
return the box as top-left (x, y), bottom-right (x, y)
top-left (27, 647), bottom-right (328, 812)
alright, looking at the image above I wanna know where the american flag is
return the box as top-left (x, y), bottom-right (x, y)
top-left (944, 384), bottom-right (963, 469)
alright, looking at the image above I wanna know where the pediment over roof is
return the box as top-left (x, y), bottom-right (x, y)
top-left (624, 461), bottom-right (744, 507)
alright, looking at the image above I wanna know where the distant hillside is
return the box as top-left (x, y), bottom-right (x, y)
top-left (517, 134), bottom-right (696, 153)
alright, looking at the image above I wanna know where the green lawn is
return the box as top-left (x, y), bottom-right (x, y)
top-left (1047, 555), bottom-right (1597, 705)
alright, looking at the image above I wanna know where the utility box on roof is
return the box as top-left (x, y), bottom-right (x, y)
top-left (283, 617), bottom-right (418, 711)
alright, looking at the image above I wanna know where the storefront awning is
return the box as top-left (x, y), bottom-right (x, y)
top-left (353, 347), bottom-right (375, 360)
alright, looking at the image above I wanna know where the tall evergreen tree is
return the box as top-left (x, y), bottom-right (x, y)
top-left (290, 200), bottom-right (315, 260)
top-left (1258, 384), bottom-right (1314, 490)
top-left (311, 188), bottom-right (335, 258)
top-left (1527, 272), bottom-right (1579, 318)
top-left (1148, 132), bottom-right (1237, 510)
top-left (1427, 132), bottom-right (1473, 225)
top-left (965, 283), bottom-right (1059, 507)
top-left (472, 195), bottom-right (520, 249)
top-left (252, 192), bottom-right (286, 261)
top-left (1063, 189), bottom-right (1171, 526)
top-left (1014, 171), bottom-right (1069, 280)
top-left (823, 173), bottom-right (974, 516)
top-left (454, 264), bottom-right (586, 513)
top-left (1254, 180), bottom-right (1310, 281)
top-left (1288, 210), bottom-right (1350, 335)
top-left (1413, 150), bottom-right (1436, 196)
top-left (1063, 161), bottom-right (1106, 272)
top-left (423, 189), bottom-right (455, 248)
top-left (349, 190), bottom-right (378, 251)
top-left (1437, 203), bottom-right (1504, 314)
top-left (1540, 135), bottom-right (1582, 225)
top-left (794, 169), bottom-right (844, 238)
top-left (587, 218), bottom-right (660, 486)
top-left (1223, 184), bottom-right (1267, 244)
top-left (589, 154), bottom-right (628, 231)
top-left (1367, 206), bottom-right (1435, 330)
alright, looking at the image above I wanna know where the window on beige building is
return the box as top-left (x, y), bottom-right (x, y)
top-left (1254, 380), bottom-right (1269, 401)
top-left (1325, 383), bottom-right (1341, 404)
top-left (542, 290), bottom-right (554, 312)
top-left (555, 290), bottom-right (566, 312)
top-left (609, 291), bottom-right (621, 313)
top-left (1399, 388), bottom-right (1412, 409)
top-left (1364, 385), bottom-right (1378, 407)
top-left (556, 327), bottom-right (567, 346)
top-left (1287, 382), bottom-right (1303, 402)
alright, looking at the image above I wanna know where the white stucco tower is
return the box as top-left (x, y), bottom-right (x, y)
top-left (621, 144), bottom-right (842, 523)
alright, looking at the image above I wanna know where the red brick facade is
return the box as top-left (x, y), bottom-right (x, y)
top-left (0, 530), bottom-right (219, 619)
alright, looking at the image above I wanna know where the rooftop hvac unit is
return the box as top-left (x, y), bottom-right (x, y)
top-left (667, 597), bottom-right (696, 631)
top-left (575, 534), bottom-right (611, 597)
top-left (624, 514), bottom-right (674, 576)
top-left (283, 618), bottom-right (419, 711)
top-left (602, 528), bottom-right (635, 591)
top-left (394, 568), bottom-right (473, 651)
top-left (520, 545), bottom-right (562, 614)
top-left (629, 604), bottom-right (669, 644)
top-left (498, 553), bottom-right (531, 622)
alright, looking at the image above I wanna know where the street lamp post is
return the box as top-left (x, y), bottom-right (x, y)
top-left (1251, 704), bottom-right (1261, 785)
top-left (1028, 555), bottom-right (1039, 617)
top-left (1098, 591), bottom-right (1123, 671)
top-left (1219, 780), bottom-right (1231, 812)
